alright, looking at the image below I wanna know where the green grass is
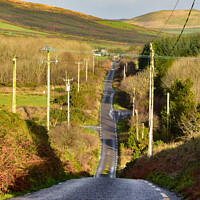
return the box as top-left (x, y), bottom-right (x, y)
top-left (0, 20), bottom-right (46, 34)
top-left (164, 28), bottom-right (200, 35)
top-left (0, 20), bottom-right (48, 37)
top-left (117, 118), bottom-right (129, 133)
top-left (98, 56), bottom-right (109, 61)
top-left (0, 93), bottom-right (47, 107)
top-left (97, 21), bottom-right (141, 30)
top-left (87, 42), bottom-right (116, 48)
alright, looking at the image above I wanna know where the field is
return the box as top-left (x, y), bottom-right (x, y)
top-left (0, 93), bottom-right (46, 107)
top-left (0, 19), bottom-right (49, 37)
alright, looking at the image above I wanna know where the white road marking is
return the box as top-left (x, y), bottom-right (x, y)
top-left (155, 188), bottom-right (161, 191)
top-left (160, 193), bottom-right (168, 198)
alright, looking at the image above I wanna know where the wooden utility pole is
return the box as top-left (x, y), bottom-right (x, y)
top-left (167, 92), bottom-right (170, 139)
top-left (63, 71), bottom-right (73, 126)
top-left (132, 88), bottom-right (136, 117)
top-left (124, 65), bottom-right (126, 80)
top-left (93, 55), bottom-right (95, 74)
top-left (148, 43), bottom-right (155, 158)
top-left (135, 109), bottom-right (139, 141)
top-left (41, 46), bottom-right (58, 132)
top-left (75, 62), bottom-right (83, 92)
top-left (142, 123), bottom-right (144, 140)
top-left (84, 58), bottom-right (90, 82)
top-left (12, 55), bottom-right (17, 113)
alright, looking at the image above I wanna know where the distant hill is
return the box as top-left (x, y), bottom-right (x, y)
top-left (0, 0), bottom-right (167, 44)
top-left (125, 9), bottom-right (200, 35)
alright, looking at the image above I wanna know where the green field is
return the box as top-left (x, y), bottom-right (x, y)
top-left (0, 20), bottom-right (49, 37)
top-left (0, 93), bottom-right (47, 107)
top-left (97, 21), bottom-right (141, 30)
top-left (164, 27), bottom-right (200, 35)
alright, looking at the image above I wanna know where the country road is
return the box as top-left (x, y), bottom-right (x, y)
top-left (11, 59), bottom-right (182, 200)
top-left (95, 58), bottom-right (118, 178)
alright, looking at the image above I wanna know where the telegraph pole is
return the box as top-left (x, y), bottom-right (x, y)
top-left (75, 62), bottom-right (83, 92)
top-left (41, 46), bottom-right (58, 132)
top-left (132, 88), bottom-right (136, 117)
top-left (84, 58), bottom-right (90, 82)
top-left (63, 71), bottom-right (73, 126)
top-left (93, 55), bottom-right (95, 74)
top-left (148, 43), bottom-right (155, 158)
top-left (124, 65), bottom-right (126, 80)
top-left (135, 109), bottom-right (139, 141)
top-left (12, 55), bottom-right (17, 113)
top-left (167, 92), bottom-right (170, 140)
top-left (47, 50), bottom-right (50, 132)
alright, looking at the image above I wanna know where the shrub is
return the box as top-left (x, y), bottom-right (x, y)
top-left (53, 85), bottom-right (88, 109)
top-left (127, 125), bottom-right (149, 161)
top-left (54, 88), bottom-right (65, 93)
top-left (161, 79), bottom-right (195, 139)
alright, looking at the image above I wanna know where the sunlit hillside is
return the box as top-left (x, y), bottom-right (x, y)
top-left (125, 9), bottom-right (200, 34)
top-left (0, 0), bottom-right (167, 44)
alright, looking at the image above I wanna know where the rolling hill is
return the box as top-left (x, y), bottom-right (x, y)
top-left (125, 9), bottom-right (200, 35)
top-left (0, 0), bottom-right (167, 44)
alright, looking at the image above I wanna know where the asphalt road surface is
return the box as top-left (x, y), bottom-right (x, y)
top-left (95, 58), bottom-right (118, 178)
top-left (11, 59), bottom-right (182, 200)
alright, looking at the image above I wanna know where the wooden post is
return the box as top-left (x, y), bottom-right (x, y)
top-left (135, 109), bottom-right (139, 141)
top-left (148, 43), bottom-right (154, 158)
top-left (12, 55), bottom-right (17, 113)
top-left (84, 59), bottom-right (90, 82)
top-left (41, 46), bottom-right (57, 132)
top-left (75, 62), bottom-right (83, 92)
top-left (124, 65), bottom-right (126, 80)
top-left (47, 50), bottom-right (50, 132)
top-left (133, 88), bottom-right (136, 117)
top-left (167, 92), bottom-right (170, 140)
top-left (63, 71), bottom-right (73, 126)
top-left (93, 55), bottom-right (95, 74)
top-left (142, 123), bottom-right (144, 140)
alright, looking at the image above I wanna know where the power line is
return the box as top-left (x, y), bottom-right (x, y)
top-left (153, 0), bottom-right (180, 41)
top-left (169, 0), bottom-right (196, 53)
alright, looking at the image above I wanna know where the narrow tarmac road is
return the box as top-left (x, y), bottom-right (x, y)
top-left (11, 59), bottom-right (182, 200)
top-left (95, 58), bottom-right (118, 178)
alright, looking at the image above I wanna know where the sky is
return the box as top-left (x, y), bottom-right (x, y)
top-left (21, 0), bottom-right (200, 19)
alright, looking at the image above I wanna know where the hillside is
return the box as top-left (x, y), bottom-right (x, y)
top-left (125, 9), bottom-right (200, 34)
top-left (0, 0), bottom-right (166, 44)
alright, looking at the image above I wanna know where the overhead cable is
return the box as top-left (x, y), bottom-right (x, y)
top-left (169, 0), bottom-right (196, 53)
top-left (153, 0), bottom-right (180, 41)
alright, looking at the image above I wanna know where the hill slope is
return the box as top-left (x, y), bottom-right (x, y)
top-left (0, 0), bottom-right (166, 44)
top-left (125, 9), bottom-right (200, 34)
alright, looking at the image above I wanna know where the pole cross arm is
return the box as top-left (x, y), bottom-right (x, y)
top-left (42, 46), bottom-right (55, 51)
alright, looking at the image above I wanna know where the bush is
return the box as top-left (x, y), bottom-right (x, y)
top-left (53, 85), bottom-right (88, 109)
top-left (54, 88), bottom-right (65, 93)
top-left (127, 125), bottom-right (149, 161)
top-left (161, 78), bottom-right (195, 139)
